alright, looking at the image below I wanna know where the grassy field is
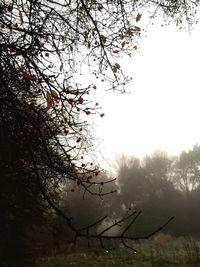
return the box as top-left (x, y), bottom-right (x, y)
top-left (38, 234), bottom-right (200, 267)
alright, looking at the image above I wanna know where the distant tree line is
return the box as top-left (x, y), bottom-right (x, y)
top-left (58, 145), bottom-right (200, 241)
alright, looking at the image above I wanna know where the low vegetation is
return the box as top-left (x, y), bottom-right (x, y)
top-left (38, 234), bottom-right (200, 267)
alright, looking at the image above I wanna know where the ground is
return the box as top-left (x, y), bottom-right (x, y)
top-left (38, 235), bottom-right (200, 267)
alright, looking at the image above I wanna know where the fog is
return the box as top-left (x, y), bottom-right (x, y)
top-left (60, 145), bottom-right (200, 240)
top-left (92, 21), bottom-right (200, 168)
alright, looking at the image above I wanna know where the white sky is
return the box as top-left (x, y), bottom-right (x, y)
top-left (91, 20), bottom-right (200, 168)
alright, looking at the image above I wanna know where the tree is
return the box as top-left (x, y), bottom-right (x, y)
top-left (143, 151), bottom-right (171, 181)
top-left (169, 145), bottom-right (200, 236)
top-left (141, 153), bottom-right (178, 234)
top-left (115, 153), bottom-right (176, 235)
top-left (172, 145), bottom-right (200, 196)
top-left (0, 0), bottom-right (199, 264)
top-left (0, 78), bottom-right (67, 263)
top-left (116, 155), bottom-right (148, 209)
top-left (142, 152), bottom-right (176, 216)
top-left (114, 149), bottom-right (200, 237)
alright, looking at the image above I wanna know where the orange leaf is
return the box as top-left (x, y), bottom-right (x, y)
top-left (50, 89), bottom-right (59, 103)
top-left (46, 92), bottom-right (53, 111)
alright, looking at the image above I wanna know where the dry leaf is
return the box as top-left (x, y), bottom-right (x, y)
top-left (50, 89), bottom-right (58, 98)
top-left (50, 89), bottom-right (59, 103)
top-left (136, 13), bottom-right (142, 22)
top-left (46, 92), bottom-right (52, 111)
top-left (100, 35), bottom-right (107, 44)
top-left (134, 26), bottom-right (141, 32)
top-left (112, 63), bottom-right (121, 73)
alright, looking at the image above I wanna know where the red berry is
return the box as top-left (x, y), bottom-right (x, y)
top-left (10, 48), bottom-right (16, 53)
top-left (85, 110), bottom-right (91, 115)
top-left (69, 165), bottom-right (75, 172)
top-left (18, 158), bottom-right (26, 165)
top-left (16, 131), bottom-right (24, 141)
top-left (30, 100), bottom-right (36, 107)
top-left (78, 97), bottom-right (84, 104)
top-left (67, 98), bottom-right (74, 104)
top-left (100, 113), bottom-right (105, 118)
top-left (45, 52), bottom-right (49, 57)
top-left (65, 88), bottom-right (71, 94)
top-left (71, 188), bottom-right (75, 192)
top-left (23, 72), bottom-right (30, 81)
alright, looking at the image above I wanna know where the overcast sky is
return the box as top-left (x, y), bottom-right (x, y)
top-left (89, 19), bottom-right (200, 168)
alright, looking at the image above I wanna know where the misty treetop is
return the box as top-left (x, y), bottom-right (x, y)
top-left (54, 146), bottom-right (200, 245)
top-left (113, 147), bottom-right (200, 236)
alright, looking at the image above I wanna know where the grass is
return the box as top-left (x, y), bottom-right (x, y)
top-left (37, 235), bottom-right (200, 267)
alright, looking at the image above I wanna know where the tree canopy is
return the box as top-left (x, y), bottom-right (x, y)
top-left (114, 148), bottom-right (200, 237)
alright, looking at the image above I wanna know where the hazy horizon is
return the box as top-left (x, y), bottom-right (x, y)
top-left (90, 19), bottom-right (200, 169)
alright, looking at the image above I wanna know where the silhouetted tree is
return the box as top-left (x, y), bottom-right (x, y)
top-left (141, 153), bottom-right (178, 234)
top-left (115, 149), bottom-right (200, 237)
top-left (116, 155), bottom-right (147, 209)
top-left (115, 154), bottom-right (175, 234)
top-left (172, 145), bottom-right (200, 197)
top-left (169, 145), bottom-right (200, 236)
